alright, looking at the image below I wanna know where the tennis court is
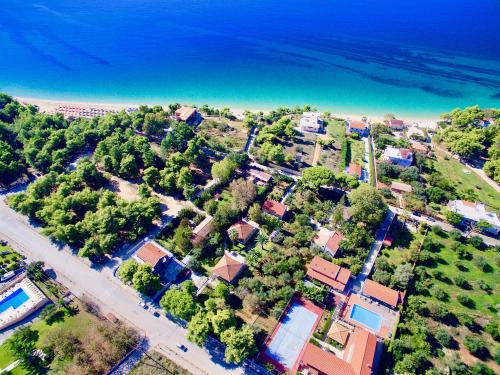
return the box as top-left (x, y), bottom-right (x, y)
top-left (261, 299), bottom-right (322, 372)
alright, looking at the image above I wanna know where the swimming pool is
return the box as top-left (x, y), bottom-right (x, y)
top-left (0, 288), bottom-right (30, 313)
top-left (349, 304), bottom-right (382, 332)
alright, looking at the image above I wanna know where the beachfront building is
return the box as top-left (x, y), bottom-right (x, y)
top-left (381, 147), bottom-right (413, 167)
top-left (297, 330), bottom-right (378, 375)
top-left (448, 200), bottom-right (500, 235)
top-left (313, 228), bottom-right (344, 258)
top-left (299, 112), bottom-right (323, 133)
top-left (347, 120), bottom-right (369, 137)
top-left (390, 181), bottom-right (412, 195)
top-left (262, 200), bottom-right (288, 220)
top-left (212, 251), bottom-right (246, 284)
top-left (227, 219), bottom-right (259, 244)
top-left (174, 106), bottom-right (200, 125)
top-left (191, 215), bottom-right (214, 245)
top-left (362, 279), bottom-right (401, 309)
top-left (306, 256), bottom-right (351, 292)
top-left (387, 119), bottom-right (405, 131)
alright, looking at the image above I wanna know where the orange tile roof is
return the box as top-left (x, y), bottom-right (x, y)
top-left (212, 253), bottom-right (245, 283)
top-left (262, 200), bottom-right (288, 218)
top-left (227, 219), bottom-right (258, 242)
top-left (306, 256), bottom-right (351, 291)
top-left (348, 163), bottom-right (362, 177)
top-left (344, 330), bottom-right (378, 375)
top-left (388, 119), bottom-right (404, 127)
top-left (135, 241), bottom-right (170, 268)
top-left (363, 279), bottom-right (399, 307)
top-left (327, 321), bottom-right (351, 345)
top-left (299, 344), bottom-right (354, 375)
top-left (191, 216), bottom-right (214, 245)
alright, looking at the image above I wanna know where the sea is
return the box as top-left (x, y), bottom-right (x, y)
top-left (1, 0), bottom-right (499, 117)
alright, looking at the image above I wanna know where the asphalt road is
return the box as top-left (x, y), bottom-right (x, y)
top-left (0, 199), bottom-right (245, 375)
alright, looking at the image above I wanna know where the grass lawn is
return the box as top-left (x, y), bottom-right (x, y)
top-left (380, 223), bottom-right (421, 269)
top-left (432, 149), bottom-right (500, 213)
top-left (0, 245), bottom-right (24, 274)
top-left (282, 132), bottom-right (317, 167)
top-left (326, 119), bottom-right (346, 144)
top-left (198, 118), bottom-right (248, 153)
top-left (350, 139), bottom-right (365, 165)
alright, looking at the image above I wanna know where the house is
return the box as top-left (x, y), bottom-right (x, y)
top-left (134, 241), bottom-right (172, 273)
top-left (313, 228), bottom-right (344, 257)
top-left (262, 200), bottom-right (288, 219)
top-left (306, 256), bottom-right (351, 292)
top-left (298, 329), bottom-right (378, 375)
top-left (247, 168), bottom-right (273, 184)
top-left (191, 215), bottom-right (214, 245)
top-left (410, 141), bottom-right (428, 154)
top-left (174, 106), bottom-right (200, 125)
top-left (448, 200), bottom-right (500, 235)
top-left (347, 120), bottom-right (369, 137)
top-left (390, 181), bottom-right (412, 194)
top-left (327, 321), bottom-right (352, 346)
top-left (300, 112), bottom-right (323, 133)
top-left (387, 119), bottom-right (405, 131)
top-left (347, 163), bottom-right (364, 180)
top-left (212, 251), bottom-right (246, 283)
top-left (227, 219), bottom-right (259, 244)
top-left (382, 147), bottom-right (413, 167)
top-left (362, 279), bottom-right (400, 308)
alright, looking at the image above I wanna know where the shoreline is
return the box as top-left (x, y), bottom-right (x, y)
top-left (16, 96), bottom-right (440, 123)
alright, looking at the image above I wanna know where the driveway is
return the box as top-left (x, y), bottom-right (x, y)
top-left (0, 200), bottom-right (245, 375)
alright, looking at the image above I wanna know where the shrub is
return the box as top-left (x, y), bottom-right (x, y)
top-left (449, 229), bottom-right (462, 241)
top-left (484, 320), bottom-right (499, 341)
top-left (431, 225), bottom-right (445, 236)
top-left (431, 286), bottom-right (449, 301)
top-left (473, 256), bottom-right (489, 272)
top-left (454, 275), bottom-right (470, 289)
top-left (467, 235), bottom-right (483, 249)
top-left (457, 294), bottom-right (475, 308)
top-left (463, 334), bottom-right (486, 356)
top-left (434, 328), bottom-right (452, 348)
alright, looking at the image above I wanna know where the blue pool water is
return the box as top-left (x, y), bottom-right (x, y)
top-left (1, 0), bottom-right (499, 116)
top-left (0, 288), bottom-right (30, 313)
top-left (349, 304), bottom-right (382, 332)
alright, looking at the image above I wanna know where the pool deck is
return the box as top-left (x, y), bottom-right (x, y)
top-left (341, 293), bottom-right (399, 340)
top-left (0, 277), bottom-right (49, 331)
top-left (259, 297), bottom-right (323, 374)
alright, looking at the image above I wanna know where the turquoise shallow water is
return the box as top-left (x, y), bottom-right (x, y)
top-left (0, 0), bottom-right (499, 116)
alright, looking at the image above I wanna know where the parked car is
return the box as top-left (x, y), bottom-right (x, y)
top-left (176, 344), bottom-right (188, 352)
top-left (153, 310), bottom-right (160, 317)
top-left (138, 301), bottom-right (149, 310)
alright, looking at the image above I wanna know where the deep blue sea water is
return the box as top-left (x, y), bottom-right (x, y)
top-left (1, 0), bottom-right (499, 116)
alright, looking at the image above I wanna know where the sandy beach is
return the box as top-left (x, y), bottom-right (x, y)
top-left (16, 96), bottom-right (439, 124)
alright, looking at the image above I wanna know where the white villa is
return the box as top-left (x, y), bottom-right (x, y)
top-left (381, 147), bottom-right (413, 167)
top-left (448, 200), bottom-right (500, 235)
top-left (299, 112), bottom-right (323, 133)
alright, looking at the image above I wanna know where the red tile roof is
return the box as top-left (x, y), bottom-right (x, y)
top-left (227, 220), bottom-right (258, 243)
top-left (325, 231), bottom-right (344, 257)
top-left (306, 256), bottom-right (351, 291)
top-left (191, 216), bottom-right (214, 245)
top-left (349, 120), bottom-right (367, 130)
top-left (348, 163), bottom-right (362, 178)
top-left (299, 343), bottom-right (354, 375)
top-left (135, 241), bottom-right (170, 268)
top-left (262, 200), bottom-right (288, 218)
top-left (363, 279), bottom-right (399, 308)
top-left (212, 253), bottom-right (245, 283)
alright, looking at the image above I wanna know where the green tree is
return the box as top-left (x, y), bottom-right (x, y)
top-left (187, 311), bottom-right (211, 345)
top-left (463, 335), bottom-right (486, 356)
top-left (301, 166), bottom-right (335, 189)
top-left (8, 326), bottom-right (41, 370)
top-left (143, 112), bottom-right (168, 136)
top-left (445, 210), bottom-right (463, 225)
top-left (143, 166), bottom-right (161, 188)
top-left (132, 264), bottom-right (161, 295)
top-left (349, 185), bottom-right (387, 227)
top-left (160, 281), bottom-right (197, 321)
top-left (118, 259), bottom-right (139, 283)
top-left (211, 157), bottom-right (238, 184)
top-left (119, 154), bottom-right (138, 178)
top-left (210, 309), bottom-right (236, 336)
top-left (393, 263), bottom-right (413, 289)
top-left (220, 325), bottom-right (256, 364)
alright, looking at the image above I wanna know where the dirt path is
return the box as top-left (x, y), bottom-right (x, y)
top-left (312, 134), bottom-right (329, 166)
